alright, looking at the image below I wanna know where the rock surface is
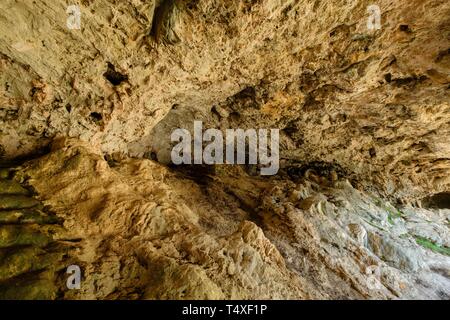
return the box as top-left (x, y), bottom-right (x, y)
top-left (0, 165), bottom-right (71, 299)
top-left (1, 0), bottom-right (449, 199)
top-left (4, 140), bottom-right (447, 299)
top-left (0, 0), bottom-right (449, 299)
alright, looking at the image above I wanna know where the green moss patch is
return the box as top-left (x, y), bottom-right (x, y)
top-left (0, 209), bottom-right (60, 225)
top-left (0, 195), bottom-right (40, 210)
top-left (0, 169), bottom-right (11, 180)
top-left (0, 180), bottom-right (30, 195)
top-left (0, 225), bottom-right (52, 248)
top-left (414, 236), bottom-right (450, 257)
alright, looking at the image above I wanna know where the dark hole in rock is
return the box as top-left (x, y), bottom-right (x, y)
top-left (384, 73), bottom-right (392, 83)
top-left (170, 164), bottom-right (215, 186)
top-left (369, 147), bottom-right (377, 158)
top-left (229, 111), bottom-right (240, 121)
top-left (436, 48), bottom-right (450, 62)
top-left (90, 112), bottom-right (103, 122)
top-left (393, 75), bottom-right (428, 87)
top-left (423, 192), bottom-right (450, 209)
top-left (143, 151), bottom-right (158, 161)
top-left (285, 161), bottom-right (347, 182)
top-left (103, 63), bottom-right (128, 86)
top-left (399, 24), bottom-right (412, 32)
top-left (283, 122), bottom-right (298, 135)
top-left (0, 144), bottom-right (51, 168)
top-left (104, 154), bottom-right (118, 168)
top-left (65, 104), bottom-right (72, 113)
top-left (236, 86), bottom-right (256, 99)
top-left (186, 1), bottom-right (196, 10)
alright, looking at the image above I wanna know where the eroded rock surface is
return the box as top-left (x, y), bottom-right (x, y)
top-left (0, 0), bottom-right (449, 299)
top-left (1, 0), bottom-right (449, 199)
top-left (6, 140), bottom-right (448, 299)
top-left (0, 165), bottom-right (72, 299)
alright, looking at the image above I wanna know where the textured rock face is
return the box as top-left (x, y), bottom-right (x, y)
top-left (1, 140), bottom-right (447, 299)
top-left (1, 0), bottom-right (449, 199)
top-left (0, 0), bottom-right (449, 299)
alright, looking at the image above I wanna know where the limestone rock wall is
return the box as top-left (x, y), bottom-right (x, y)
top-left (4, 140), bottom-right (448, 299)
top-left (0, 0), bottom-right (449, 300)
